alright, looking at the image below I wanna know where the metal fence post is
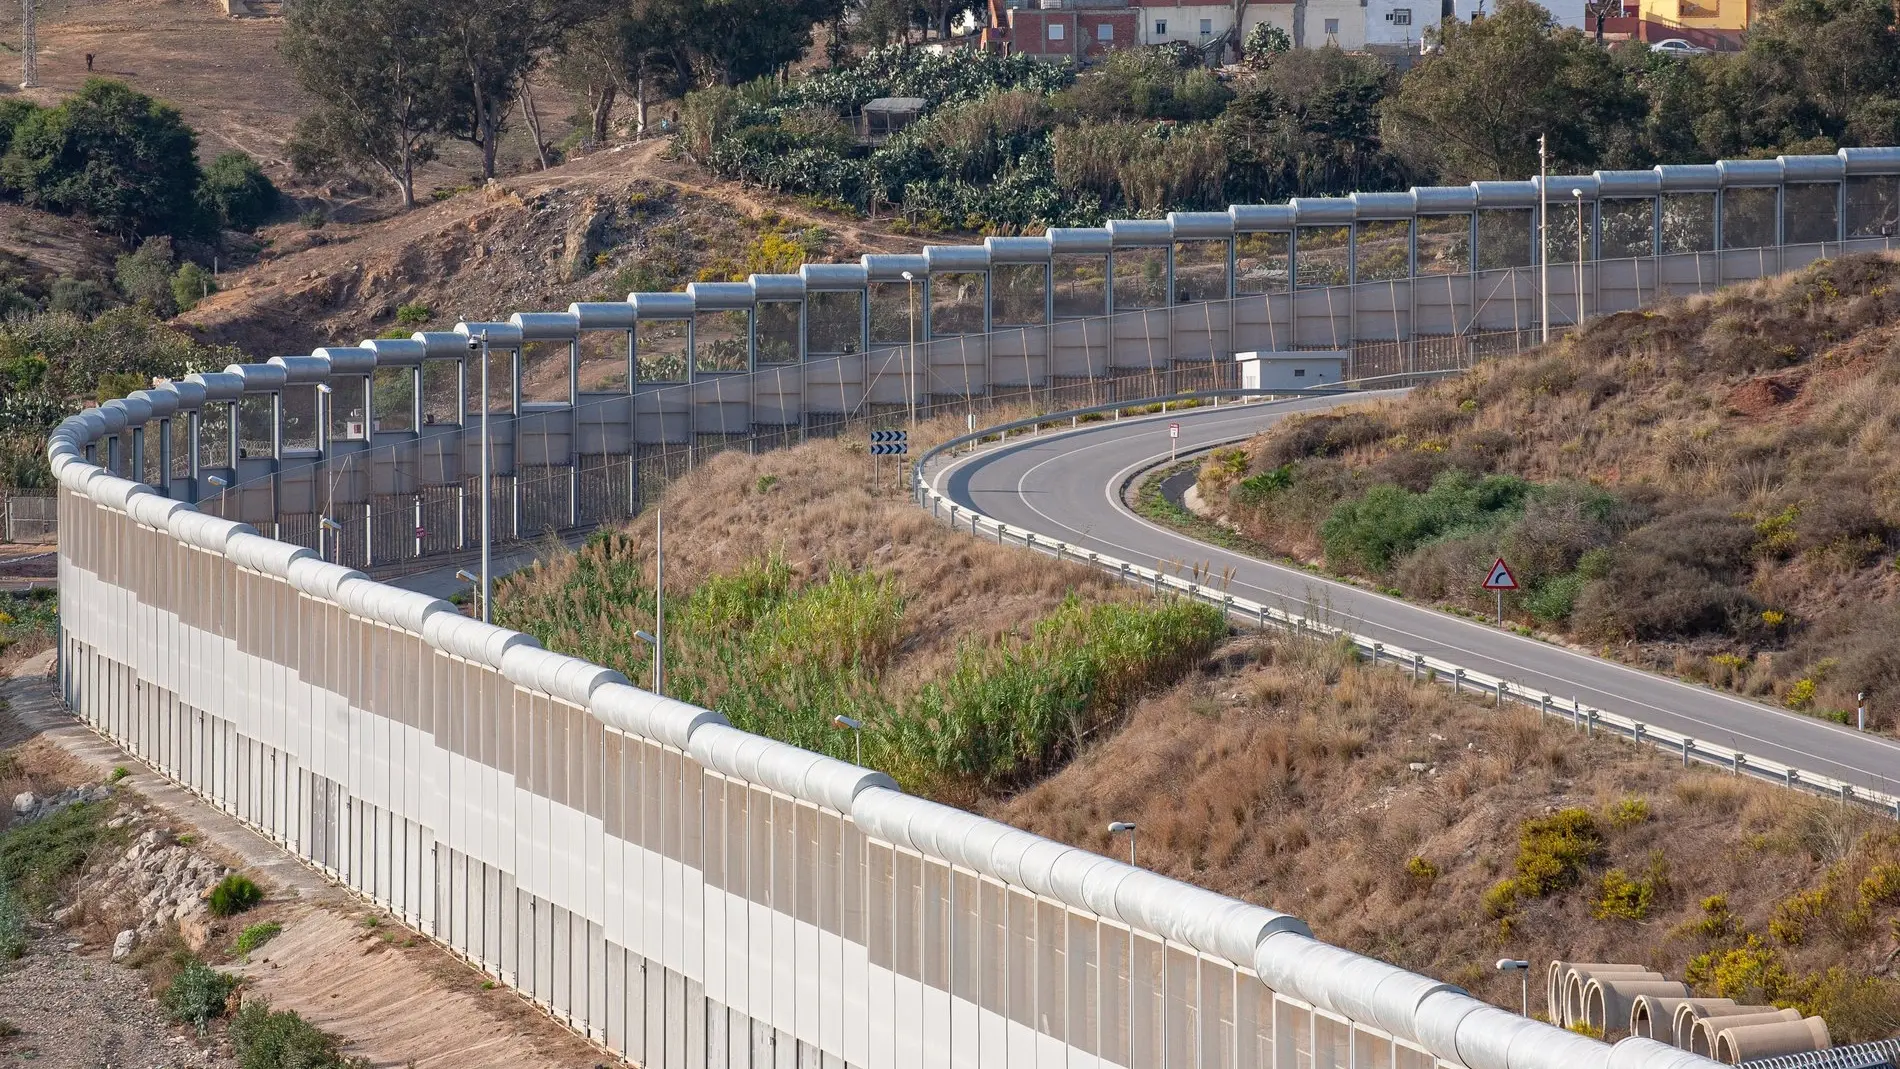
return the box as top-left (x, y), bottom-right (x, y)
top-left (1540, 695), bottom-right (1551, 722)
top-left (1453, 669), bottom-right (1463, 695)
top-left (1683, 737), bottom-right (1693, 767)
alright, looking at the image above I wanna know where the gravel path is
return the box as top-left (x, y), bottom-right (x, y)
top-left (0, 924), bottom-right (235, 1069)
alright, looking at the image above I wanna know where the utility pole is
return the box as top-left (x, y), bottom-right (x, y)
top-left (19, 0), bottom-right (37, 89)
top-left (1538, 133), bottom-right (1550, 345)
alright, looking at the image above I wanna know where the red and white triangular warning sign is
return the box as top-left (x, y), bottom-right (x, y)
top-left (1482, 558), bottom-right (1518, 590)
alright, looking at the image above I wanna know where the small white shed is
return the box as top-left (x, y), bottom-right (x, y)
top-left (1236, 351), bottom-right (1348, 391)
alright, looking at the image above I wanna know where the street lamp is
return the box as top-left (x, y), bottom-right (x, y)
top-left (633, 630), bottom-right (663, 695)
top-left (900, 269), bottom-right (919, 430)
top-left (454, 569), bottom-right (482, 619)
top-left (1108, 821), bottom-right (1137, 866)
top-left (832, 714), bottom-right (864, 764)
top-left (1572, 189), bottom-right (1586, 329)
top-left (470, 331), bottom-right (493, 624)
top-left (1538, 132), bottom-right (1550, 344)
top-left (1496, 959), bottom-right (1530, 1017)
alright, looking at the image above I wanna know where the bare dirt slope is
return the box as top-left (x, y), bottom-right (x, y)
top-left (182, 139), bottom-right (927, 357)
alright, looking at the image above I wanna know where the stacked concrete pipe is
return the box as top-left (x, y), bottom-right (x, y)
top-left (1689, 1009), bottom-right (1802, 1057)
top-left (1672, 1002), bottom-right (1778, 1050)
top-left (1583, 978), bottom-right (1689, 1038)
top-left (1712, 1017), bottom-right (1831, 1063)
top-left (1629, 997), bottom-right (1735, 1043)
top-left (1564, 965), bottom-right (1665, 1029)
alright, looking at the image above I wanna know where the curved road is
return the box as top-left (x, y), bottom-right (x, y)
top-left (932, 397), bottom-right (1900, 799)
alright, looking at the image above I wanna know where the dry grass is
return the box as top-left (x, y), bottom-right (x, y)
top-left (987, 629), bottom-right (1900, 1027)
top-left (503, 409), bottom-right (1127, 691)
top-left (1203, 253), bottom-right (1900, 729)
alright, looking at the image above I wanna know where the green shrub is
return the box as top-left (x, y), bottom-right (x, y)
top-left (48, 275), bottom-right (110, 318)
top-left (0, 878), bottom-right (25, 959)
top-left (1, 79), bottom-right (207, 240)
top-left (0, 799), bottom-right (116, 910)
top-left (233, 921), bottom-right (282, 956)
top-left (1319, 471), bottom-right (1532, 574)
top-left (207, 873), bottom-right (263, 917)
top-left (1405, 855), bottom-right (1439, 892)
top-left (229, 997), bottom-right (368, 1069)
top-left (1606, 796), bottom-right (1650, 829)
top-left (1859, 863), bottom-right (1900, 912)
top-left (198, 151), bottom-right (279, 231)
top-left (394, 302), bottom-right (431, 326)
top-left (1594, 868), bottom-right (1654, 920)
top-left (1233, 464), bottom-right (1295, 508)
top-left (1482, 878), bottom-right (1520, 918)
top-left (298, 208), bottom-right (327, 229)
top-left (1698, 894), bottom-right (1736, 938)
top-left (108, 766), bottom-right (129, 783)
top-left (162, 959), bottom-right (238, 1031)
top-left (171, 262), bottom-right (215, 312)
top-left (1511, 808), bottom-right (1602, 897)
top-left (114, 236), bottom-right (177, 315)
top-left (1770, 887), bottom-right (1829, 946)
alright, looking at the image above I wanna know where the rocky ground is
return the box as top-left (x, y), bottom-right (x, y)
top-left (0, 922), bottom-right (235, 1069)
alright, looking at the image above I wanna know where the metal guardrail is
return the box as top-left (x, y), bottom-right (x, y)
top-left (914, 390), bottom-right (1900, 824)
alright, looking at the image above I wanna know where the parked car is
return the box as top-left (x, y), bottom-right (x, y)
top-left (1651, 37), bottom-right (1711, 55)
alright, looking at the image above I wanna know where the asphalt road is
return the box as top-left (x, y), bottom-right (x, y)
top-left (932, 396), bottom-right (1900, 798)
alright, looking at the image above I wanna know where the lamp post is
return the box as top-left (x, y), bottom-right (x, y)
top-left (1495, 959), bottom-right (1530, 1018)
top-left (1572, 188), bottom-right (1586, 330)
top-left (832, 714), bottom-right (864, 765)
top-left (900, 269), bottom-right (919, 430)
top-left (1108, 821), bottom-right (1137, 866)
top-left (1109, 819), bottom-right (1139, 1065)
top-left (634, 630), bottom-right (662, 695)
top-left (315, 382), bottom-right (335, 559)
top-left (1538, 133), bottom-right (1550, 345)
top-left (473, 331), bottom-right (493, 624)
top-left (455, 569), bottom-right (483, 619)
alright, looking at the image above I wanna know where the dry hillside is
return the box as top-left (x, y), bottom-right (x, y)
top-left (1198, 253), bottom-right (1900, 734)
top-left (181, 142), bottom-right (926, 356)
top-left (496, 415), bottom-right (1900, 1039)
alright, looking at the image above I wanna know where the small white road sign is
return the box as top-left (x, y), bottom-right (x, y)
top-left (1168, 422), bottom-right (1180, 438)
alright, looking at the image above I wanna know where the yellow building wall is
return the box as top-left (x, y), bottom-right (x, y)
top-left (1637, 0), bottom-right (1749, 32)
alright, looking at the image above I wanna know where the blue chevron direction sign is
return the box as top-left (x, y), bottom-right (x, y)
top-left (870, 429), bottom-right (908, 444)
top-left (870, 442), bottom-right (908, 456)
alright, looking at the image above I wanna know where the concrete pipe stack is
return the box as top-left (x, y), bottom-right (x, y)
top-left (1581, 976), bottom-right (1689, 1038)
top-left (1548, 963), bottom-right (1665, 1030)
top-left (1689, 1008), bottom-right (1803, 1057)
top-left (1712, 1015), bottom-right (1831, 1063)
top-left (1629, 996), bottom-right (1735, 1042)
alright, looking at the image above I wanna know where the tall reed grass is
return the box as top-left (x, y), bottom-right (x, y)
top-left (498, 551), bottom-right (1223, 797)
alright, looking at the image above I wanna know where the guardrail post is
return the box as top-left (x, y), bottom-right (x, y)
top-left (1025, 532), bottom-right (1035, 552)
top-left (1453, 669), bottom-right (1463, 695)
top-left (997, 522), bottom-right (1006, 545)
top-left (1586, 710), bottom-right (1596, 738)
top-left (1413, 654), bottom-right (1422, 682)
top-left (1633, 722), bottom-right (1645, 745)
top-left (1683, 737), bottom-right (1694, 767)
top-left (1540, 694), bottom-right (1551, 722)
top-left (1732, 751), bottom-right (1742, 775)
top-left (1784, 767), bottom-right (1795, 789)
top-left (1840, 784), bottom-right (1852, 805)
top-left (1372, 642), bottom-right (1383, 665)
top-left (1494, 680), bottom-right (1503, 708)
top-left (1152, 571), bottom-right (1161, 597)
top-left (1259, 605), bottom-right (1268, 629)
top-left (1223, 595), bottom-right (1234, 619)
top-left (1572, 698), bottom-right (1582, 730)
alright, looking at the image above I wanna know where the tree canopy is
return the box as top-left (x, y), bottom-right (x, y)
top-left (0, 79), bottom-right (206, 242)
